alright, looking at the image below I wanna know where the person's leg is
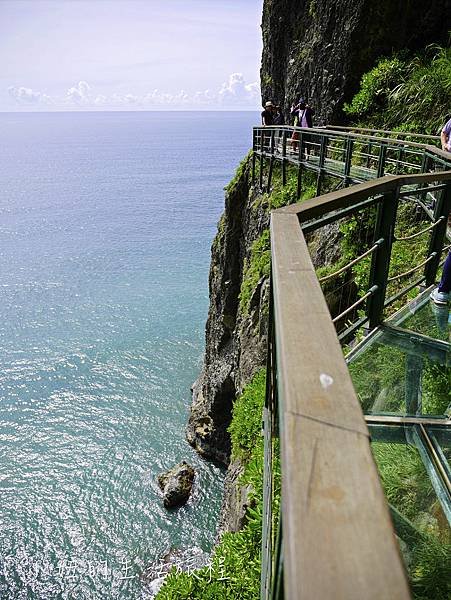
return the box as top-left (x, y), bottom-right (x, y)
top-left (430, 251), bottom-right (451, 304)
top-left (438, 251), bottom-right (451, 294)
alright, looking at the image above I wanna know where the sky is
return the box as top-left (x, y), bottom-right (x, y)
top-left (0, 0), bottom-right (263, 111)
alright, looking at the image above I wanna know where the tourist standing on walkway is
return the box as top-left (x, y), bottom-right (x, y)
top-left (261, 101), bottom-right (274, 152)
top-left (441, 117), bottom-right (451, 152)
top-left (261, 101), bottom-right (274, 126)
top-left (290, 98), bottom-right (302, 151)
top-left (431, 118), bottom-right (451, 305)
top-left (291, 98), bottom-right (314, 155)
top-left (300, 100), bottom-right (314, 128)
top-left (273, 105), bottom-right (284, 126)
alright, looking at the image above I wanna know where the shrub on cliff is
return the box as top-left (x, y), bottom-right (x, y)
top-left (229, 368), bottom-right (266, 461)
top-left (239, 230), bottom-right (271, 315)
top-left (344, 45), bottom-right (451, 134)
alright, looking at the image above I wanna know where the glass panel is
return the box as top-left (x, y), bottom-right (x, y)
top-left (369, 425), bottom-right (450, 598)
top-left (399, 301), bottom-right (450, 343)
top-left (347, 331), bottom-right (451, 417)
top-left (427, 426), bottom-right (451, 478)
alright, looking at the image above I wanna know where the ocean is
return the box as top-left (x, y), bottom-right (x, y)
top-left (0, 110), bottom-right (257, 599)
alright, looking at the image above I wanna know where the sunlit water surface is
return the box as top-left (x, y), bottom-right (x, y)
top-left (0, 111), bottom-right (256, 598)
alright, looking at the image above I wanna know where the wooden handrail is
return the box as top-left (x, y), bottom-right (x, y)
top-left (270, 212), bottom-right (410, 599)
top-left (278, 170), bottom-right (451, 218)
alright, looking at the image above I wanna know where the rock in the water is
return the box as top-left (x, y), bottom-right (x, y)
top-left (157, 461), bottom-right (195, 509)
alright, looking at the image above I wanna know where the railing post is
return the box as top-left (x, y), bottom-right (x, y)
top-left (296, 132), bottom-right (304, 199)
top-left (252, 129), bottom-right (257, 186)
top-left (296, 164), bottom-right (302, 200)
top-left (377, 143), bottom-right (387, 178)
top-left (271, 512), bottom-right (284, 600)
top-left (394, 146), bottom-right (403, 175)
top-left (282, 131), bottom-right (287, 186)
top-left (420, 152), bottom-right (430, 174)
top-left (367, 186), bottom-right (400, 328)
top-left (298, 130), bottom-right (304, 163)
top-left (366, 141), bottom-right (372, 169)
top-left (316, 134), bottom-right (327, 196)
top-left (259, 128), bottom-right (265, 190)
top-left (343, 137), bottom-right (354, 187)
top-left (267, 130), bottom-right (275, 193)
top-left (261, 278), bottom-right (277, 600)
top-left (424, 180), bottom-right (451, 286)
top-left (417, 152), bottom-right (433, 204)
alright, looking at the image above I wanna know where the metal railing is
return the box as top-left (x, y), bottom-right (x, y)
top-left (322, 124), bottom-right (441, 144)
top-left (258, 125), bottom-right (451, 600)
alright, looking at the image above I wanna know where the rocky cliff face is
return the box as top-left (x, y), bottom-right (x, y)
top-left (261, 0), bottom-right (450, 124)
top-left (187, 158), bottom-right (269, 466)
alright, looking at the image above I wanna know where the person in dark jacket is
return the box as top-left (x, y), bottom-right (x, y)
top-left (261, 101), bottom-right (274, 126)
top-left (273, 105), bottom-right (284, 126)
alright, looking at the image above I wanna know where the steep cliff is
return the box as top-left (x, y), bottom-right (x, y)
top-left (261, 0), bottom-right (450, 124)
top-left (186, 157), bottom-right (270, 466)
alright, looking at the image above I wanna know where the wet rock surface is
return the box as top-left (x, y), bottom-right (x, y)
top-left (157, 461), bottom-right (195, 509)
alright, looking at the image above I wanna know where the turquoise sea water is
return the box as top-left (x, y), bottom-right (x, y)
top-left (0, 111), bottom-right (257, 598)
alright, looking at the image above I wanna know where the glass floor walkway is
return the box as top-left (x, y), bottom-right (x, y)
top-left (346, 290), bottom-right (450, 595)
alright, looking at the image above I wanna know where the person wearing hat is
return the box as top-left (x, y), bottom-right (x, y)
top-left (261, 101), bottom-right (274, 126)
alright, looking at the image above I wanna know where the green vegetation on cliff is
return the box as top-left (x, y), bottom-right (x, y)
top-left (239, 230), bottom-right (270, 315)
top-left (239, 166), bottom-right (320, 316)
top-left (167, 36), bottom-right (451, 598)
top-left (344, 45), bottom-right (451, 134)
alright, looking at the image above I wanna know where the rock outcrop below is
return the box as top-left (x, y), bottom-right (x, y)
top-left (157, 462), bottom-right (195, 509)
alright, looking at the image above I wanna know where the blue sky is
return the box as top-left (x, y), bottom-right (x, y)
top-left (1, 0), bottom-right (263, 111)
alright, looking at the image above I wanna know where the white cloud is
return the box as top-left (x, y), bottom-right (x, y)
top-left (94, 94), bottom-right (107, 106)
top-left (67, 80), bottom-right (91, 104)
top-left (8, 86), bottom-right (52, 104)
top-left (6, 74), bottom-right (260, 110)
top-left (218, 73), bottom-right (260, 105)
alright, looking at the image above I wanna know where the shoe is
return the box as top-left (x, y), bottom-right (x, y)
top-left (430, 288), bottom-right (449, 305)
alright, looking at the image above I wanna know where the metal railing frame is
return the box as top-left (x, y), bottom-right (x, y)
top-left (258, 125), bottom-right (451, 600)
